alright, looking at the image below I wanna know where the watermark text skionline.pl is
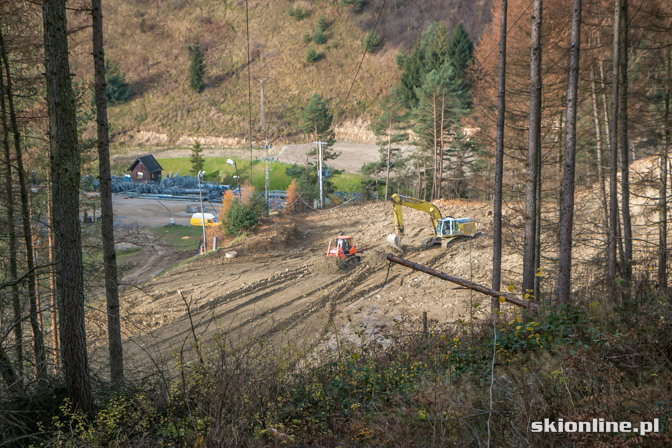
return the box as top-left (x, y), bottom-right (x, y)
top-left (531, 418), bottom-right (660, 436)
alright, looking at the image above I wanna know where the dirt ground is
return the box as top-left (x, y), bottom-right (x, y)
top-left (90, 198), bottom-right (513, 373)
top-left (88, 156), bottom-right (665, 373)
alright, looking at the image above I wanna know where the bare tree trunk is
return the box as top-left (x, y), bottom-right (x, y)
top-left (558, 0), bottom-right (583, 304)
top-left (492, 0), bottom-right (507, 315)
top-left (607, 0), bottom-right (622, 283)
top-left (432, 93), bottom-right (438, 200)
top-left (591, 63), bottom-right (609, 229)
top-left (92, 0), bottom-right (124, 387)
top-left (42, 0), bottom-right (94, 415)
top-left (618, 0), bottom-right (632, 284)
top-left (439, 91), bottom-right (446, 199)
top-left (522, 0), bottom-right (543, 298)
top-left (0, 30), bottom-right (47, 380)
top-left (386, 118), bottom-right (391, 201)
top-left (46, 167), bottom-right (59, 374)
top-left (534, 142), bottom-right (542, 301)
top-left (0, 64), bottom-right (22, 385)
top-left (659, 55), bottom-right (670, 290)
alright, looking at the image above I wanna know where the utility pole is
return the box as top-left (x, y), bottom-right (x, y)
top-left (259, 76), bottom-right (273, 214)
top-left (313, 141), bottom-right (327, 208)
top-left (197, 170), bottom-right (207, 254)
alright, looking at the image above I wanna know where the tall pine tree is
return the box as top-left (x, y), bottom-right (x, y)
top-left (189, 41), bottom-right (205, 93)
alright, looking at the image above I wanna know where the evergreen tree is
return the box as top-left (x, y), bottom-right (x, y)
top-left (424, 22), bottom-right (450, 72)
top-left (364, 30), bottom-right (382, 53)
top-left (189, 41), bottom-right (205, 93)
top-left (342, 0), bottom-right (366, 13)
top-left (398, 42), bottom-right (425, 109)
top-left (317, 16), bottom-right (328, 33)
top-left (313, 28), bottom-right (327, 45)
top-left (446, 22), bottom-right (474, 91)
top-left (413, 65), bottom-right (466, 199)
top-left (105, 59), bottom-right (131, 104)
top-left (371, 88), bottom-right (408, 199)
top-left (300, 93), bottom-right (337, 158)
top-left (190, 140), bottom-right (204, 174)
top-left (305, 47), bottom-right (319, 63)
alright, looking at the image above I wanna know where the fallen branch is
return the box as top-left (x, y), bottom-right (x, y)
top-left (386, 254), bottom-right (540, 311)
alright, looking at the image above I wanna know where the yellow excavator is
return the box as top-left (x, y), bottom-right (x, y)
top-left (386, 194), bottom-right (477, 250)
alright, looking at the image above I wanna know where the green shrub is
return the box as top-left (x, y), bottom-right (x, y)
top-left (316, 15), bottom-right (328, 32)
top-left (342, 0), bottom-right (366, 13)
top-left (303, 32), bottom-right (312, 44)
top-left (188, 41), bottom-right (205, 93)
top-left (104, 60), bottom-right (132, 104)
top-left (305, 47), bottom-right (319, 63)
top-left (224, 201), bottom-right (258, 235)
top-left (313, 28), bottom-right (327, 45)
top-left (288, 5), bottom-right (310, 20)
top-left (363, 30), bottom-right (382, 53)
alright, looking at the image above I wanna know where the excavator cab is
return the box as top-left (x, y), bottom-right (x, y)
top-left (387, 194), bottom-right (477, 250)
top-left (436, 217), bottom-right (475, 237)
top-left (327, 236), bottom-right (361, 265)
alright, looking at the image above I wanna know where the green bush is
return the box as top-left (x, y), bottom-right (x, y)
top-left (225, 201), bottom-right (258, 235)
top-left (105, 60), bottom-right (132, 104)
top-left (188, 41), bottom-right (205, 93)
top-left (305, 47), bottom-right (319, 63)
top-left (342, 0), bottom-right (366, 13)
top-left (363, 30), bottom-right (382, 53)
top-left (316, 16), bottom-right (328, 32)
top-left (303, 32), bottom-right (312, 44)
top-left (313, 28), bottom-right (327, 45)
top-left (288, 5), bottom-right (310, 20)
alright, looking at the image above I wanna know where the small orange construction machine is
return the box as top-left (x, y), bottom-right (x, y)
top-left (327, 236), bottom-right (360, 265)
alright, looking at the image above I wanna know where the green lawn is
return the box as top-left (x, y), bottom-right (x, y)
top-left (156, 156), bottom-right (363, 193)
top-left (149, 225), bottom-right (204, 252)
top-left (156, 157), bottom-right (293, 191)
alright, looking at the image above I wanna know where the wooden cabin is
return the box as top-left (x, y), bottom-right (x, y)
top-left (128, 154), bottom-right (163, 182)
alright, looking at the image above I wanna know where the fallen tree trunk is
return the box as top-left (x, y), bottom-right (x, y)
top-left (386, 255), bottom-right (540, 311)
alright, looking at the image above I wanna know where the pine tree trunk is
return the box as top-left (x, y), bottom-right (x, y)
top-left (659, 56), bottom-right (670, 290)
top-left (0, 30), bottom-right (47, 380)
top-left (386, 118), bottom-right (391, 201)
top-left (618, 0), bottom-right (632, 284)
top-left (432, 93), bottom-right (438, 200)
top-left (439, 92), bottom-right (445, 199)
top-left (92, 0), bottom-right (124, 387)
top-left (42, 0), bottom-right (94, 415)
top-left (591, 63), bottom-right (609, 230)
top-left (522, 0), bottom-right (543, 298)
top-left (47, 167), bottom-right (59, 374)
top-left (557, 0), bottom-right (583, 304)
top-left (492, 0), bottom-right (507, 315)
top-left (534, 140), bottom-right (542, 301)
top-left (607, 0), bottom-right (622, 283)
top-left (0, 65), bottom-right (22, 385)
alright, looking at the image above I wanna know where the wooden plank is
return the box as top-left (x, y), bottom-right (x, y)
top-left (386, 255), bottom-right (540, 311)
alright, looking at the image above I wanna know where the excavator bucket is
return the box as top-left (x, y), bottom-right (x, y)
top-left (386, 233), bottom-right (403, 251)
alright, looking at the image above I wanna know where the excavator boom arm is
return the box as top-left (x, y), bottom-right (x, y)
top-left (391, 194), bottom-right (443, 235)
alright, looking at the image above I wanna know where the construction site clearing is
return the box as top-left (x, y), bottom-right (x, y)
top-left (87, 157), bottom-right (664, 373)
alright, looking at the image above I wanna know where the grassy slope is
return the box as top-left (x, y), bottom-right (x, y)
top-left (67, 0), bottom-right (491, 144)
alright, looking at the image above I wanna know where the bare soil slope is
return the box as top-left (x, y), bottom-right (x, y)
top-left (92, 156), bottom-right (665, 371)
top-left (98, 200), bottom-right (506, 371)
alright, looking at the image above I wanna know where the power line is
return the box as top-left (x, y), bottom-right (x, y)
top-left (333, 0), bottom-right (387, 127)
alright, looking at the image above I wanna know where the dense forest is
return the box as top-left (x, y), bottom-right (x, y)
top-left (1, 0), bottom-right (671, 446)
